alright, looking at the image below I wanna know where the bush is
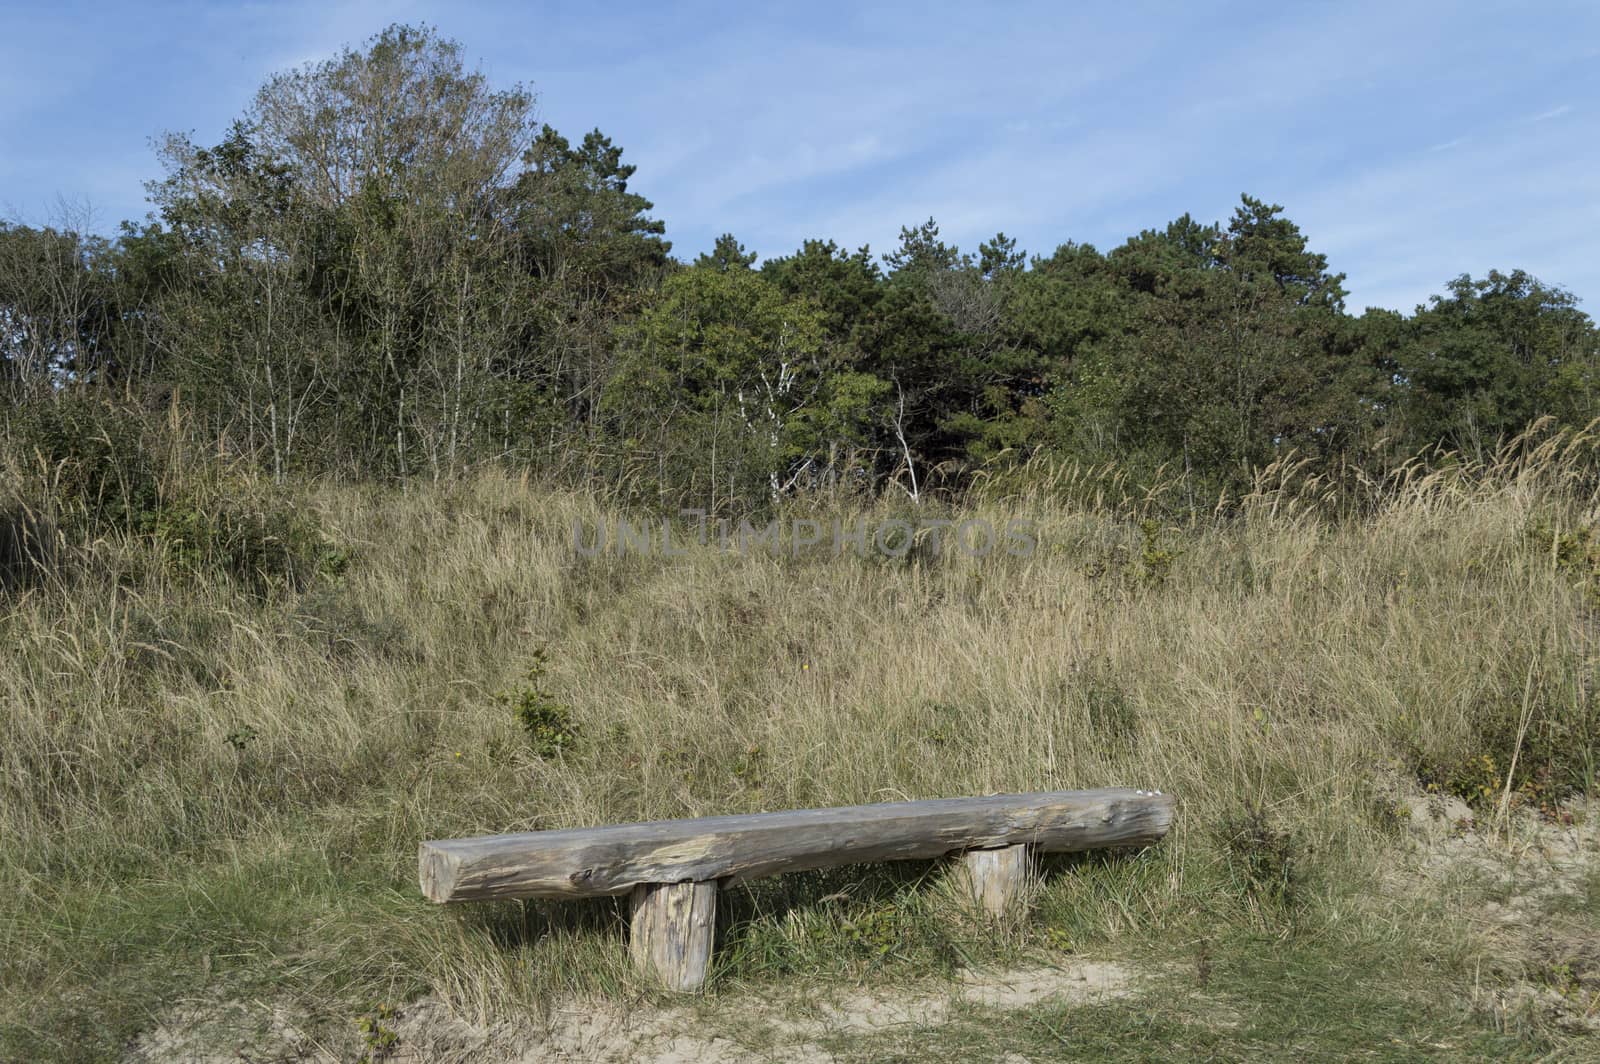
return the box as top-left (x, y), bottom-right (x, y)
top-left (152, 484), bottom-right (334, 590)
top-left (2, 396), bottom-right (340, 591)
top-left (2, 396), bottom-right (160, 535)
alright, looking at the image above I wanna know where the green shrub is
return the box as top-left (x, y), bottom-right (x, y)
top-left (1136, 518), bottom-right (1182, 588)
top-left (152, 485), bottom-right (332, 590)
top-left (1428, 679), bottom-right (1598, 811)
top-left (1528, 519), bottom-right (1600, 599)
top-left (495, 650), bottom-right (578, 758)
top-left (3, 398), bottom-right (343, 591)
top-left (2, 396), bottom-right (160, 535)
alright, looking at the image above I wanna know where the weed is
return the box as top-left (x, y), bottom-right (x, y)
top-left (153, 485), bottom-right (331, 590)
top-left (732, 744), bottom-right (766, 785)
top-left (1217, 805), bottom-right (1300, 912)
top-left (355, 1003), bottom-right (400, 1062)
top-left (224, 725), bottom-right (259, 753)
top-left (1528, 519), bottom-right (1600, 600)
top-left (1439, 752), bottom-right (1504, 808)
top-left (1368, 795), bottom-right (1410, 836)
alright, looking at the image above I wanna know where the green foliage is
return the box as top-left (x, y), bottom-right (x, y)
top-left (718, 866), bottom-right (962, 980)
top-left (1048, 197), bottom-right (1379, 498)
top-left (1439, 752), bottom-right (1502, 807)
top-left (152, 483), bottom-right (333, 589)
top-left (3, 396), bottom-right (160, 534)
top-left (1136, 519), bottom-right (1180, 588)
top-left (605, 265), bottom-right (854, 503)
top-left (224, 724), bottom-right (259, 752)
top-left (761, 239), bottom-right (882, 341)
top-left (1080, 668), bottom-right (1139, 750)
top-left (1409, 652), bottom-right (1599, 812)
top-left (0, 221), bottom-right (126, 390)
top-left (839, 902), bottom-right (916, 957)
top-left (1075, 520), bottom-right (1187, 594)
top-left (513, 123), bottom-right (671, 288)
top-left (355, 1004), bottom-right (399, 1062)
top-left (496, 650), bottom-right (578, 758)
top-left (3, 21), bottom-right (1599, 517)
top-left (883, 216), bottom-right (965, 280)
top-left (1387, 271), bottom-right (1597, 454)
top-left (695, 233), bottom-right (757, 272)
top-left (1528, 519), bottom-right (1600, 601)
top-left (1, 396), bottom-right (339, 592)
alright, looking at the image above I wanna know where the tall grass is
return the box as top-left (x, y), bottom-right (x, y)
top-left (2, 422), bottom-right (1597, 1057)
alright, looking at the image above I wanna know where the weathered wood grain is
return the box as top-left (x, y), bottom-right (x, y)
top-left (959, 843), bottom-right (1031, 918)
top-left (419, 787), bottom-right (1173, 904)
top-left (629, 880), bottom-right (717, 992)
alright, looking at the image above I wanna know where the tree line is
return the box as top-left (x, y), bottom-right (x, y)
top-left (3, 24), bottom-right (1596, 516)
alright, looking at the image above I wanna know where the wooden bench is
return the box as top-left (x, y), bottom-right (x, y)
top-left (419, 786), bottom-right (1175, 991)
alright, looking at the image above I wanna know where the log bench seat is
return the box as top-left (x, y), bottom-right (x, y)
top-left (419, 786), bottom-right (1175, 991)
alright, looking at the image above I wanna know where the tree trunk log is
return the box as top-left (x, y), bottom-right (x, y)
top-left (629, 880), bottom-right (717, 992)
top-left (420, 788), bottom-right (1173, 904)
top-left (960, 843), bottom-right (1031, 918)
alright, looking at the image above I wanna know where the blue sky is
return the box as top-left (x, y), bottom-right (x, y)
top-left (2, 0), bottom-right (1596, 313)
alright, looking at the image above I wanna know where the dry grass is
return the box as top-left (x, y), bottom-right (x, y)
top-left (2, 426), bottom-right (1598, 1059)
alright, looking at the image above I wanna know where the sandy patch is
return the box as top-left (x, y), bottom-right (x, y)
top-left (383, 960), bottom-right (1136, 1063)
top-left (1401, 796), bottom-right (1600, 1033)
top-left (124, 959), bottom-right (1139, 1063)
top-left (122, 997), bottom-right (339, 1062)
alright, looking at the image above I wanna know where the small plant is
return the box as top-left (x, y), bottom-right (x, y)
top-left (1218, 804), bottom-right (1299, 911)
top-left (1081, 521), bottom-right (1183, 591)
top-left (922, 700), bottom-right (962, 747)
top-left (154, 485), bottom-right (333, 591)
top-left (495, 649), bottom-right (578, 759)
top-left (317, 544), bottom-right (354, 580)
top-left (355, 1004), bottom-right (399, 1062)
top-left (1369, 796), bottom-right (1410, 836)
top-left (1083, 670), bottom-right (1139, 749)
top-left (224, 724), bottom-right (259, 752)
top-left (732, 743), bottom-right (765, 784)
top-left (842, 903), bottom-right (905, 958)
top-left (1136, 518), bottom-right (1181, 588)
top-left (1443, 752), bottom-right (1502, 808)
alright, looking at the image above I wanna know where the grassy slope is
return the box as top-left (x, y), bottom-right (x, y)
top-left (2, 449), bottom-right (1598, 1060)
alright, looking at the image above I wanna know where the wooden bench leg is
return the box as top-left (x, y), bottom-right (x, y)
top-left (629, 880), bottom-right (717, 992)
top-left (960, 844), bottom-right (1031, 918)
